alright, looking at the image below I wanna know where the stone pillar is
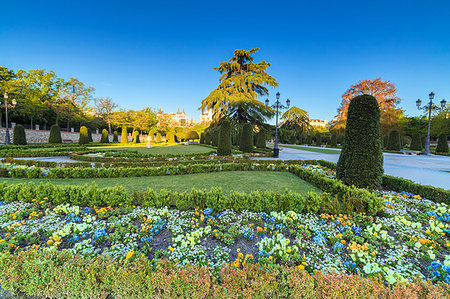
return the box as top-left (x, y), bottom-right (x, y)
top-left (71, 128), bottom-right (75, 133)
top-left (11, 122), bottom-right (16, 128)
top-left (35, 124), bottom-right (40, 130)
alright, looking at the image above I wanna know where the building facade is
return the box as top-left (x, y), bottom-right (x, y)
top-left (157, 108), bottom-right (196, 127)
top-left (310, 119), bottom-right (328, 128)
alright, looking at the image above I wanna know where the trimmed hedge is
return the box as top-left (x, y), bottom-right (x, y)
top-left (12, 125), bottom-right (27, 145)
top-left (156, 133), bottom-right (162, 143)
top-left (330, 133), bottom-right (337, 146)
top-left (186, 131), bottom-right (199, 141)
top-left (166, 132), bottom-right (176, 143)
top-left (121, 127), bottom-right (128, 144)
top-left (256, 130), bottom-right (266, 149)
top-left (336, 94), bottom-right (383, 189)
top-left (211, 128), bottom-right (219, 146)
top-left (88, 128), bottom-right (93, 143)
top-left (217, 120), bottom-right (232, 156)
top-left (387, 130), bottom-right (401, 151)
top-left (133, 131), bottom-right (140, 143)
top-left (436, 133), bottom-right (449, 153)
top-left (78, 126), bottom-right (90, 145)
top-left (410, 133), bottom-right (422, 151)
top-left (240, 123), bottom-right (253, 153)
top-left (48, 125), bottom-right (62, 144)
top-left (113, 131), bottom-right (118, 142)
top-left (100, 129), bottom-right (109, 143)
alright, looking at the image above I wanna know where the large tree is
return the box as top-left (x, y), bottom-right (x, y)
top-left (281, 106), bottom-right (312, 134)
top-left (200, 48), bottom-right (277, 124)
top-left (94, 97), bottom-right (118, 133)
top-left (334, 78), bottom-right (403, 135)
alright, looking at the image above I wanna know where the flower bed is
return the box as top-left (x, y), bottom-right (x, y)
top-left (0, 189), bottom-right (449, 297)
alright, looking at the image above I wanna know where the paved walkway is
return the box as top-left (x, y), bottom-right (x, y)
top-left (256, 145), bottom-right (450, 190)
top-left (15, 156), bottom-right (80, 163)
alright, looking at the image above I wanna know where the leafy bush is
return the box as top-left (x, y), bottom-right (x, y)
top-left (199, 133), bottom-right (205, 144)
top-left (48, 125), bottom-right (62, 143)
top-left (409, 133), bottom-right (422, 151)
top-left (186, 131), bottom-right (199, 141)
top-left (211, 128), bottom-right (219, 146)
top-left (336, 94), bottom-right (383, 189)
top-left (133, 131), bottom-right (140, 143)
top-left (113, 131), bottom-right (118, 142)
top-left (240, 123), bottom-right (253, 153)
top-left (78, 126), bottom-right (90, 145)
top-left (255, 129), bottom-right (266, 149)
top-left (88, 128), bottom-right (93, 143)
top-left (100, 129), bottom-right (109, 143)
top-left (217, 119), bottom-right (232, 155)
top-left (387, 130), bottom-right (401, 151)
top-left (436, 133), bottom-right (449, 153)
top-left (155, 133), bottom-right (161, 143)
top-left (205, 133), bottom-right (211, 145)
top-left (12, 125), bottom-right (27, 145)
top-left (330, 133), bottom-right (337, 146)
top-left (121, 127), bottom-right (128, 144)
top-left (166, 132), bottom-right (176, 143)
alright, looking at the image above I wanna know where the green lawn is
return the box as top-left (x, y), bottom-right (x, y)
top-left (88, 144), bottom-right (214, 155)
top-left (0, 171), bottom-right (320, 195)
top-left (280, 145), bottom-right (341, 154)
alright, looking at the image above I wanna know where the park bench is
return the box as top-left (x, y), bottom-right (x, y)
top-left (400, 150), bottom-right (421, 155)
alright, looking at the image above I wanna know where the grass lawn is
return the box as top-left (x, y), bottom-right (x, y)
top-left (280, 145), bottom-right (341, 154)
top-left (88, 144), bottom-right (214, 155)
top-left (0, 171), bottom-right (320, 195)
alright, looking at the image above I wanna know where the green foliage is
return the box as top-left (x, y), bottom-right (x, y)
top-left (336, 95), bottom-right (383, 189)
top-left (78, 126), bottom-right (90, 145)
top-left (121, 127), bottom-right (128, 144)
top-left (315, 134), bottom-right (322, 146)
top-left (133, 131), bottom-right (140, 143)
top-left (100, 129), bottom-right (109, 143)
top-left (217, 119), bottom-right (232, 155)
top-left (409, 133), bottom-right (422, 151)
top-left (436, 133), bottom-right (449, 153)
top-left (113, 131), bottom-right (118, 142)
top-left (204, 132), bottom-right (211, 145)
top-left (211, 128), bottom-right (219, 146)
top-left (155, 133), bottom-right (162, 143)
top-left (186, 131), bottom-right (199, 141)
top-left (382, 135), bottom-right (388, 149)
top-left (48, 125), bottom-right (62, 144)
top-left (12, 125), bottom-right (27, 145)
top-left (87, 128), bottom-right (93, 143)
top-left (330, 133), bottom-right (337, 146)
top-left (387, 130), bottom-right (401, 151)
top-left (199, 133), bottom-right (205, 144)
top-left (240, 123), bottom-right (253, 153)
top-left (166, 132), bottom-right (176, 143)
top-left (255, 130), bottom-right (266, 149)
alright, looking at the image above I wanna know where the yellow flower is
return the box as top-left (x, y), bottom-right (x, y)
top-left (269, 256), bottom-right (273, 260)
top-left (237, 248), bottom-right (240, 253)
top-left (286, 248), bottom-right (292, 253)
top-left (298, 265), bottom-right (305, 270)
top-left (0, 239), bottom-right (5, 243)
top-left (168, 247), bottom-right (174, 252)
top-left (126, 252), bottom-right (134, 260)
top-left (341, 240), bottom-right (346, 244)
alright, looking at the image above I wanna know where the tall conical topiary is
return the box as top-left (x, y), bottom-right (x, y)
top-left (48, 125), bottom-right (62, 143)
top-left (133, 131), bottom-right (140, 143)
top-left (336, 94), bottom-right (383, 189)
top-left (156, 133), bottom-right (162, 143)
top-left (205, 132), bottom-right (211, 145)
top-left (436, 133), bottom-right (449, 153)
top-left (87, 128), bottom-right (93, 143)
top-left (13, 124), bottom-right (27, 145)
top-left (121, 127), bottom-right (128, 144)
top-left (330, 133), bottom-right (337, 146)
top-left (382, 135), bottom-right (388, 149)
top-left (100, 129), bottom-right (109, 143)
top-left (79, 126), bottom-right (90, 144)
top-left (217, 119), bottom-right (232, 155)
top-left (387, 130), bottom-right (401, 151)
top-left (200, 133), bottom-right (205, 144)
top-left (240, 123), bottom-right (254, 153)
top-left (409, 133), bottom-right (422, 151)
top-left (256, 129), bottom-right (266, 149)
top-left (113, 131), bottom-right (118, 142)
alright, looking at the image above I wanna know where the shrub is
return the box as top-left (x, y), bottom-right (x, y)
top-left (211, 129), bottom-right (219, 146)
top-left (78, 126), bottom-right (90, 145)
top-left (436, 133), bottom-right (449, 153)
top-left (240, 123), bottom-right (254, 153)
top-left (330, 133), bottom-right (337, 146)
top-left (336, 94), bottom-right (383, 189)
top-left (133, 131), bottom-right (140, 143)
top-left (121, 127), bottom-right (128, 144)
top-left (113, 131), bottom-right (118, 142)
top-left (166, 132), bottom-right (176, 143)
top-left (88, 128), bottom-right (93, 143)
top-left (155, 133), bottom-right (162, 143)
top-left (382, 135), bottom-right (388, 149)
top-left (186, 130), bottom-right (199, 141)
top-left (316, 134), bottom-right (322, 146)
top-left (387, 130), bottom-right (401, 151)
top-left (12, 125), bottom-right (27, 145)
top-left (100, 129), bottom-right (109, 143)
top-left (409, 133), bottom-right (422, 151)
top-left (256, 130), bottom-right (266, 149)
top-left (217, 119), bottom-right (232, 155)
top-left (205, 132), bottom-right (211, 145)
top-left (48, 125), bottom-right (62, 143)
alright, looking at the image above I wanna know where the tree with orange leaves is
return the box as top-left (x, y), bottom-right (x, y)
top-left (333, 78), bottom-right (403, 135)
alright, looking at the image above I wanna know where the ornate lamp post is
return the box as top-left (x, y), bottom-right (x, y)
top-left (265, 92), bottom-right (290, 158)
top-left (416, 92), bottom-right (446, 155)
top-left (2, 93), bottom-right (17, 145)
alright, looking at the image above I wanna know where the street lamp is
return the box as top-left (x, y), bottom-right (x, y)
top-left (265, 92), bottom-right (290, 158)
top-left (1, 93), bottom-right (17, 145)
top-left (416, 92), bottom-right (447, 155)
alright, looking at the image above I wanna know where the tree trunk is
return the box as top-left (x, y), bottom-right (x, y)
top-left (55, 114), bottom-right (59, 126)
top-left (67, 120), bottom-right (70, 131)
top-left (31, 116), bottom-right (33, 129)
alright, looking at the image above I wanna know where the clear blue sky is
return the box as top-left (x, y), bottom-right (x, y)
top-left (1, 0), bottom-right (449, 122)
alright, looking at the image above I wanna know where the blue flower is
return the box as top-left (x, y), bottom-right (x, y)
top-left (445, 275), bottom-right (450, 283)
top-left (260, 234), bottom-right (267, 240)
top-left (204, 208), bottom-right (213, 215)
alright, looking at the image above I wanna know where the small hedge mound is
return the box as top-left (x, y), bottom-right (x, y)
top-left (217, 119), bottom-right (232, 155)
top-left (48, 125), bottom-right (62, 143)
top-left (409, 133), bottom-right (422, 151)
top-left (113, 131), bottom-right (118, 142)
top-left (240, 123), bottom-right (253, 153)
top-left (121, 128), bottom-right (128, 144)
top-left (100, 129), bottom-right (109, 143)
top-left (387, 130), bottom-right (401, 151)
top-left (12, 125), bottom-right (27, 145)
top-left (336, 94), bottom-right (383, 189)
top-left (78, 126), bottom-right (90, 145)
top-left (256, 129), bottom-right (266, 149)
top-left (436, 134), bottom-right (449, 153)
